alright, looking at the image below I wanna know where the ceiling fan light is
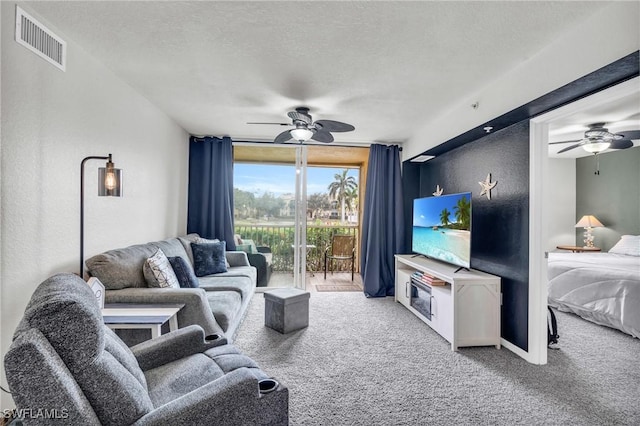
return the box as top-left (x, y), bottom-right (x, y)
top-left (582, 141), bottom-right (611, 153)
top-left (290, 128), bottom-right (313, 142)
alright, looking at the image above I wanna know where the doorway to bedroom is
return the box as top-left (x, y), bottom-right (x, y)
top-left (232, 144), bottom-right (369, 292)
top-left (531, 76), bottom-right (640, 364)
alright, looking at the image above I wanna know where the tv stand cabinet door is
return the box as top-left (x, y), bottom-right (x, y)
top-left (432, 285), bottom-right (453, 344)
top-left (455, 282), bottom-right (501, 349)
top-left (395, 269), bottom-right (412, 308)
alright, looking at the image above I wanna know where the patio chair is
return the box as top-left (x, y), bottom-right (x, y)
top-left (324, 234), bottom-right (355, 281)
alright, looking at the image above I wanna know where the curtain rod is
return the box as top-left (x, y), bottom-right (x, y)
top-left (192, 137), bottom-right (402, 151)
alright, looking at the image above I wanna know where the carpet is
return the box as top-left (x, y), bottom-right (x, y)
top-left (234, 292), bottom-right (640, 425)
top-left (314, 285), bottom-right (361, 292)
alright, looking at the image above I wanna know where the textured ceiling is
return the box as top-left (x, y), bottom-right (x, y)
top-left (28, 1), bottom-right (614, 147)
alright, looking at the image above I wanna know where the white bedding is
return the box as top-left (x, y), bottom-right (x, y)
top-left (547, 252), bottom-right (640, 338)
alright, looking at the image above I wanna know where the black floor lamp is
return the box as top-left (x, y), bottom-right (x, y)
top-left (80, 154), bottom-right (122, 278)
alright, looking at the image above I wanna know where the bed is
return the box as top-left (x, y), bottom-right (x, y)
top-left (547, 242), bottom-right (640, 339)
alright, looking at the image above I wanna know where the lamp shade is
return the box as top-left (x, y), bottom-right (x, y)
top-left (98, 166), bottom-right (122, 196)
top-left (582, 141), bottom-right (611, 153)
top-left (575, 215), bottom-right (604, 228)
top-left (290, 128), bottom-right (313, 142)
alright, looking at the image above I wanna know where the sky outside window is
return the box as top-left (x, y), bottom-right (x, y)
top-left (234, 164), bottom-right (358, 197)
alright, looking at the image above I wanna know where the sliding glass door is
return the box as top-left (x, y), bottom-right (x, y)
top-left (233, 144), bottom-right (367, 290)
top-left (233, 145), bottom-right (309, 290)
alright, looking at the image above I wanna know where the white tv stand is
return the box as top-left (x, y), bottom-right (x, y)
top-left (395, 254), bottom-right (501, 351)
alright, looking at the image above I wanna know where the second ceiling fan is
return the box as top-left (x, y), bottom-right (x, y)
top-left (248, 107), bottom-right (355, 144)
top-left (550, 123), bottom-right (639, 154)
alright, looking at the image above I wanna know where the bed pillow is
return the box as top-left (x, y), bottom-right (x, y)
top-left (191, 241), bottom-right (228, 276)
top-left (608, 235), bottom-right (640, 256)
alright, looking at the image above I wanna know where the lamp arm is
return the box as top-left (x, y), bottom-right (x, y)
top-left (80, 155), bottom-right (110, 278)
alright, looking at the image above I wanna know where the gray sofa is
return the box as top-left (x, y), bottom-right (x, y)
top-left (4, 273), bottom-right (288, 425)
top-left (86, 234), bottom-right (255, 345)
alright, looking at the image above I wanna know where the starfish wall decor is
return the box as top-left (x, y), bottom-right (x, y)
top-left (432, 185), bottom-right (444, 196)
top-left (479, 173), bottom-right (497, 200)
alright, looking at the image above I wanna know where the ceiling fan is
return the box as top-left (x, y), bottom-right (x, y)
top-left (248, 107), bottom-right (355, 143)
top-left (549, 123), bottom-right (640, 154)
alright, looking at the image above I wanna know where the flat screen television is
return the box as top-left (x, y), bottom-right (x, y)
top-left (412, 192), bottom-right (471, 269)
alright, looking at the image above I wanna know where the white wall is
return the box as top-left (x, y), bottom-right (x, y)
top-left (547, 159), bottom-right (576, 251)
top-left (1, 2), bottom-right (188, 406)
top-left (403, 1), bottom-right (640, 160)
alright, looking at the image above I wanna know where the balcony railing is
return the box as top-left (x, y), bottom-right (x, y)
top-left (234, 224), bottom-right (359, 273)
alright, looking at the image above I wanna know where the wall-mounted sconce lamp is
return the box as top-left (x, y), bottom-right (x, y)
top-left (80, 154), bottom-right (122, 277)
top-left (575, 214), bottom-right (603, 248)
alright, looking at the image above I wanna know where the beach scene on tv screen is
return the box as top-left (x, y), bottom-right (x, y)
top-left (412, 192), bottom-right (471, 268)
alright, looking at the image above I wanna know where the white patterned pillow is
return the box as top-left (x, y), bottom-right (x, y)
top-left (608, 235), bottom-right (640, 256)
top-left (144, 249), bottom-right (180, 288)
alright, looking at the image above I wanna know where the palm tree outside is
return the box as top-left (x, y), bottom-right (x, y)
top-left (328, 169), bottom-right (357, 223)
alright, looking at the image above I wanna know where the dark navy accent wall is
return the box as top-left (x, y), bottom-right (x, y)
top-left (410, 121), bottom-right (530, 350)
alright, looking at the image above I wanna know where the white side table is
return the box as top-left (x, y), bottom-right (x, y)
top-left (102, 303), bottom-right (184, 339)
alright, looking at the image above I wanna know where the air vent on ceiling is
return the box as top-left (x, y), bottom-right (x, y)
top-left (15, 6), bottom-right (66, 71)
top-left (410, 155), bottom-right (435, 162)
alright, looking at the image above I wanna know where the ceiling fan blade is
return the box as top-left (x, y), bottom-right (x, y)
top-left (274, 130), bottom-right (293, 144)
top-left (616, 130), bottom-right (640, 140)
top-left (557, 142), bottom-right (584, 154)
top-left (247, 122), bottom-right (291, 126)
top-left (310, 130), bottom-right (334, 143)
top-left (609, 139), bottom-right (634, 150)
top-left (549, 139), bottom-right (581, 145)
top-left (314, 120), bottom-right (355, 133)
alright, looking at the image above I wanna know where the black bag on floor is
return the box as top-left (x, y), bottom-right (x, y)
top-left (548, 307), bottom-right (559, 348)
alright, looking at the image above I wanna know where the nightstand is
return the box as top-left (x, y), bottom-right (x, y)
top-left (556, 245), bottom-right (601, 253)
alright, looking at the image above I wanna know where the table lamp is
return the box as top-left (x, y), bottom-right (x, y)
top-left (575, 215), bottom-right (603, 248)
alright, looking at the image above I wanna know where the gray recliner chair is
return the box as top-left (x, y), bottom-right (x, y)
top-left (4, 273), bottom-right (288, 425)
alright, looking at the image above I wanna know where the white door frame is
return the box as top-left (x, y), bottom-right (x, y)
top-left (525, 76), bottom-right (639, 364)
top-left (293, 146), bottom-right (309, 290)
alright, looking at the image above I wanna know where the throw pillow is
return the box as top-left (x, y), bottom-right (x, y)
top-left (144, 249), bottom-right (180, 288)
top-left (191, 241), bottom-right (228, 277)
top-left (168, 256), bottom-right (199, 288)
top-left (196, 237), bottom-right (230, 268)
top-left (609, 235), bottom-right (640, 256)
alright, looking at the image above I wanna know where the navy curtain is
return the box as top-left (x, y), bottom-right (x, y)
top-left (187, 136), bottom-right (236, 250)
top-left (361, 144), bottom-right (405, 297)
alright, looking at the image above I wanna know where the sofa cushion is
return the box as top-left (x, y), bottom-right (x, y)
top-left (86, 243), bottom-right (157, 290)
top-left (168, 256), bottom-right (199, 288)
top-left (198, 275), bottom-right (255, 301)
top-left (177, 233), bottom-right (201, 265)
top-left (144, 249), bottom-right (180, 289)
top-left (205, 291), bottom-right (242, 332)
top-left (210, 265), bottom-right (257, 286)
top-left (192, 241), bottom-right (228, 276)
top-left (149, 238), bottom-right (191, 263)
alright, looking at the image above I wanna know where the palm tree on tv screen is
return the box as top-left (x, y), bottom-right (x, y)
top-left (454, 196), bottom-right (471, 230)
top-left (440, 208), bottom-right (451, 227)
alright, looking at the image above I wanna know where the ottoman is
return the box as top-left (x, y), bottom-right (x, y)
top-left (264, 288), bottom-right (310, 334)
